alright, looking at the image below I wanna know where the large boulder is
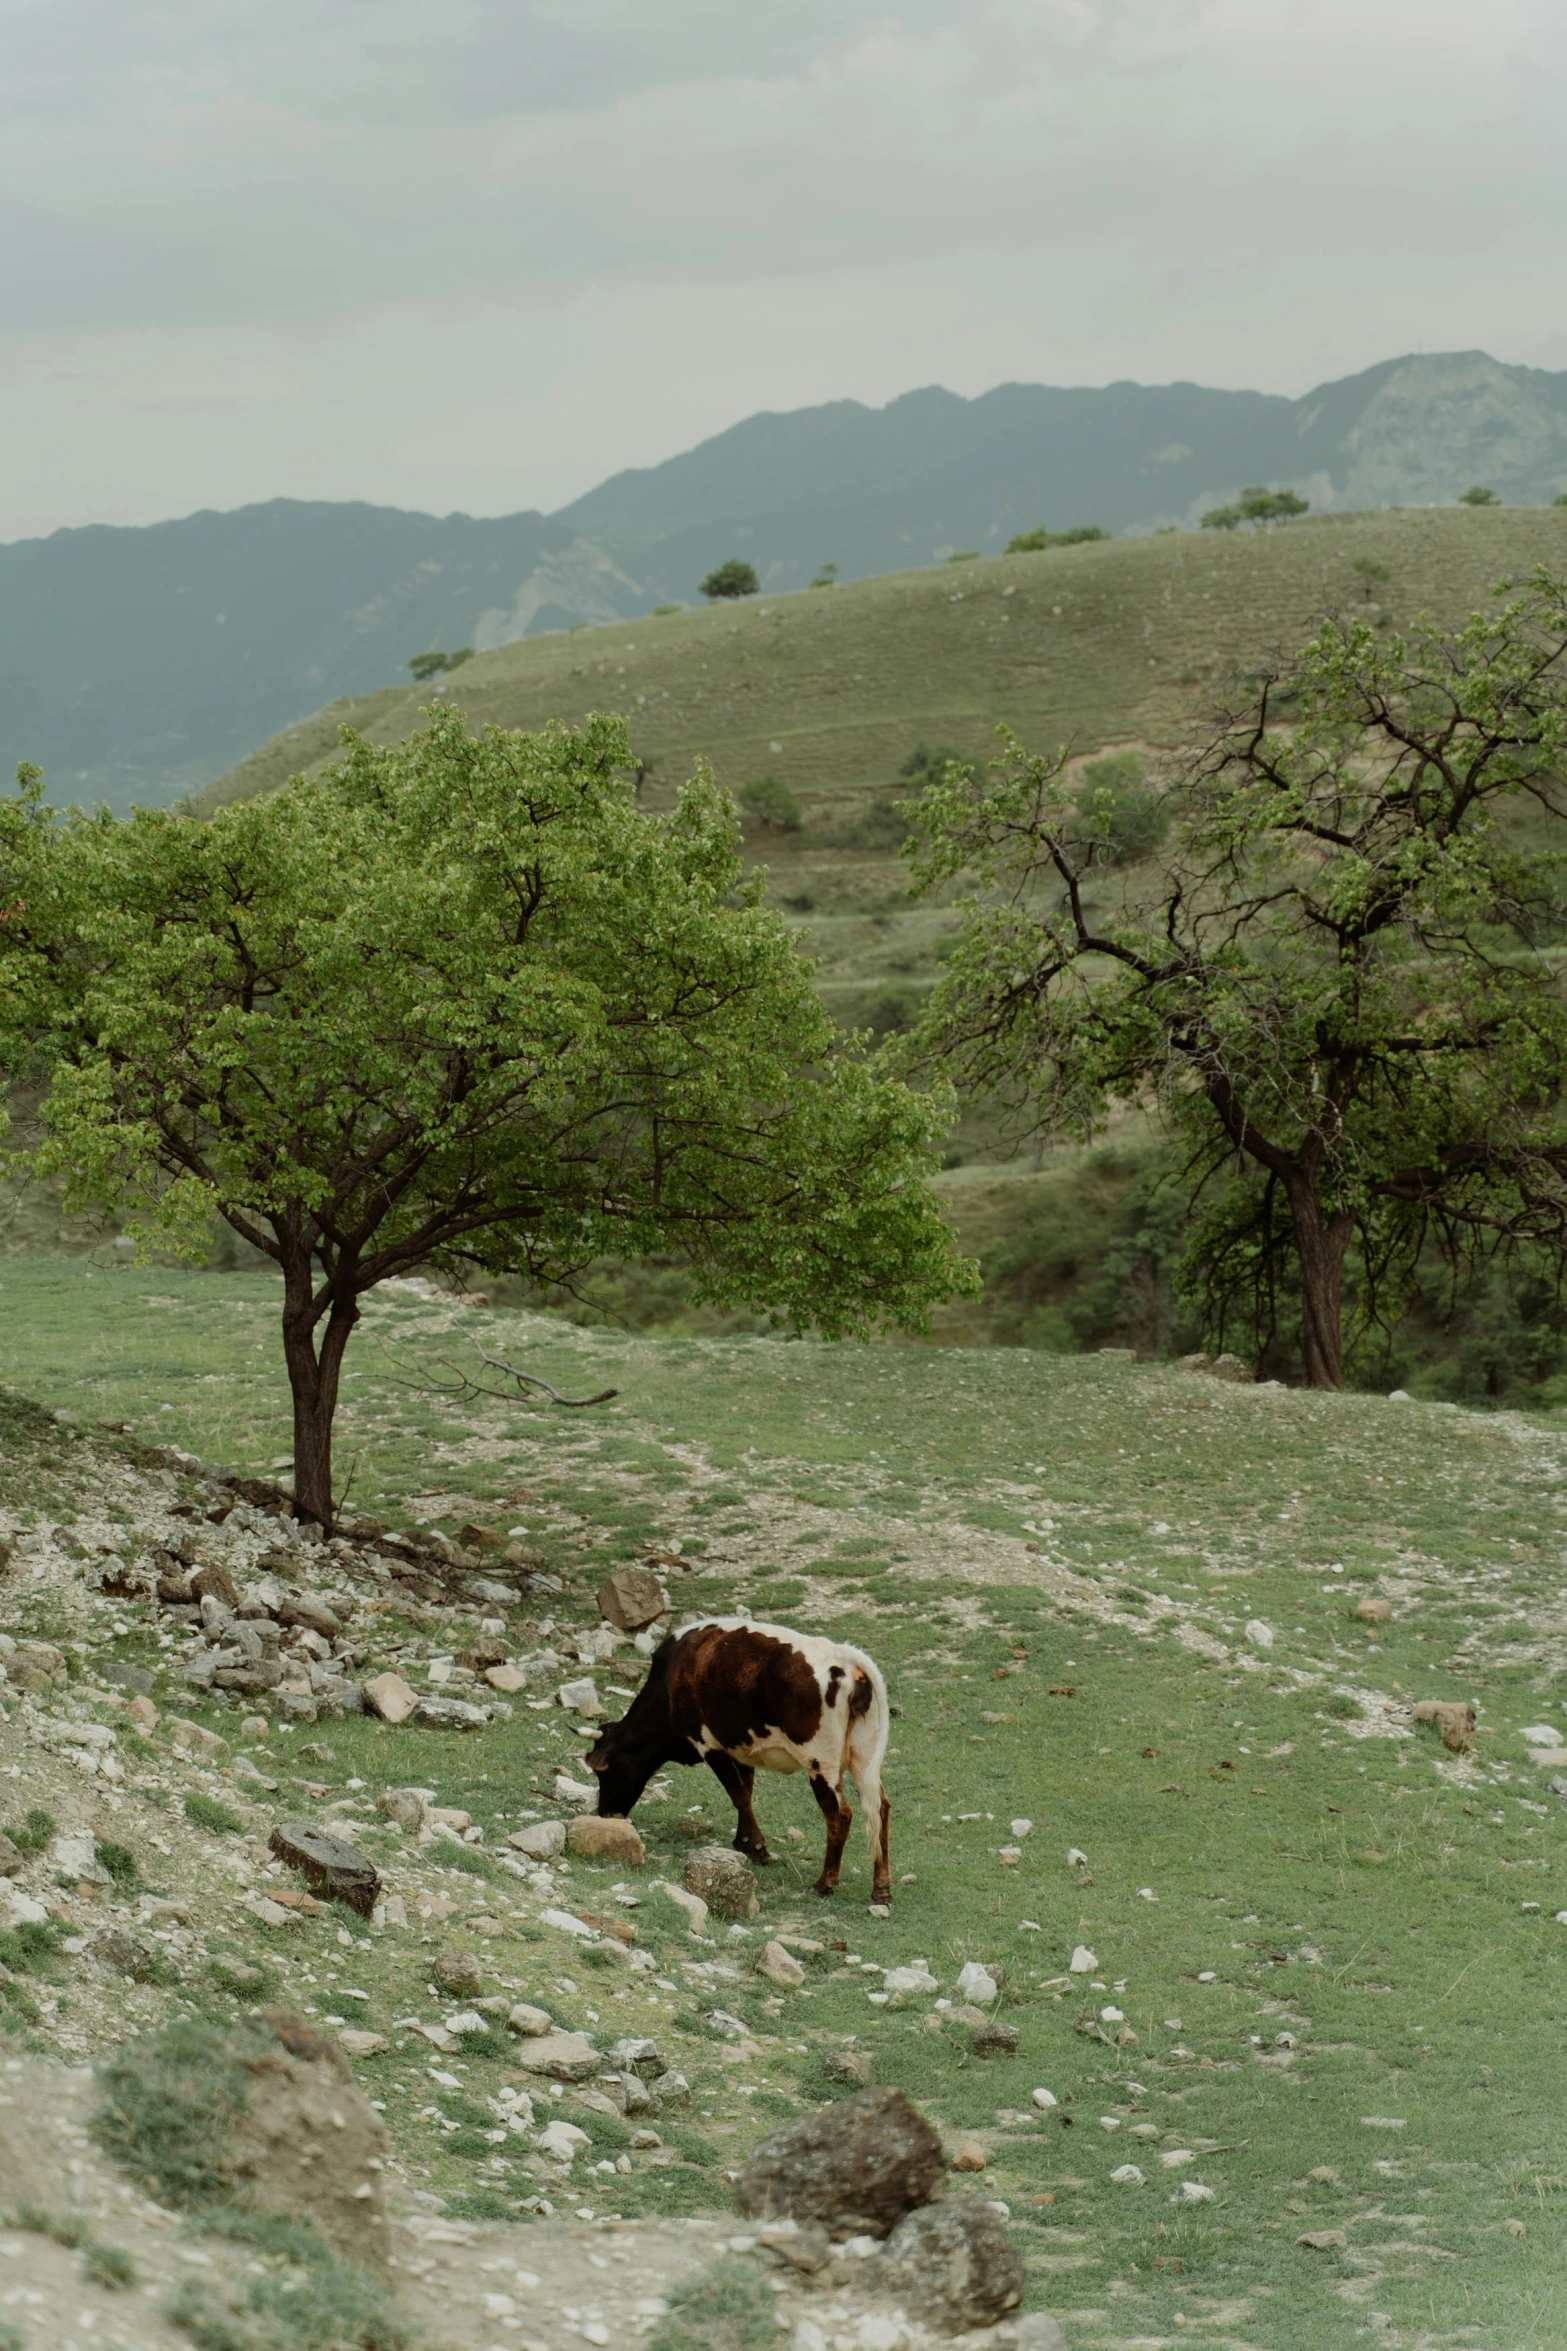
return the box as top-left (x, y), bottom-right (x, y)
top-left (508, 1819), bottom-right (566, 1861)
top-left (683, 1844), bottom-right (758, 1920)
top-left (879, 2198), bottom-right (1025, 2334)
top-left (597, 1563), bottom-right (669, 1632)
top-left (268, 1822), bottom-right (380, 1918)
top-left (567, 1815), bottom-right (644, 1866)
top-left (735, 2087), bottom-right (944, 2238)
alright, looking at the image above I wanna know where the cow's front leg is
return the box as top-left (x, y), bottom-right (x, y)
top-left (706, 1752), bottom-right (770, 1862)
top-left (808, 1769), bottom-right (852, 1896)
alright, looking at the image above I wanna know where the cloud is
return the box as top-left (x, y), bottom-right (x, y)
top-left (0, 0), bottom-right (1562, 535)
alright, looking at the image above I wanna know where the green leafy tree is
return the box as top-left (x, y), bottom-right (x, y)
top-left (903, 572), bottom-right (1567, 1388)
top-left (407, 649), bottom-right (473, 681)
top-left (1460, 486), bottom-right (1500, 506)
top-left (1201, 487), bottom-right (1309, 531)
top-left (700, 560), bottom-right (759, 601)
top-left (809, 562), bottom-right (839, 590)
top-left (737, 774), bottom-right (803, 834)
top-left (1071, 751), bottom-right (1167, 867)
top-left (1005, 526), bottom-right (1107, 553)
top-left (3, 715), bottom-right (970, 1523)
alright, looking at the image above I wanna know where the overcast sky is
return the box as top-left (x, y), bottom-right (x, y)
top-left (2, 0), bottom-right (1563, 542)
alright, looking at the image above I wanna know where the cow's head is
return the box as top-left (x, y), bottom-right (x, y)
top-left (584, 1715), bottom-right (657, 1818)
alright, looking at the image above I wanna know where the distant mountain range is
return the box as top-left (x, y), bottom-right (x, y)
top-left (6, 348), bottom-right (1567, 812)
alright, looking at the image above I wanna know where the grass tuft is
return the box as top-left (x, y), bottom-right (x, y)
top-left (647, 2255), bottom-right (776, 2351)
top-left (184, 1792), bottom-right (247, 1836)
top-left (92, 2018), bottom-right (263, 2205)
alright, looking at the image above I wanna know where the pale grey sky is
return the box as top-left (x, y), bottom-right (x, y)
top-left (2, 0), bottom-right (1562, 540)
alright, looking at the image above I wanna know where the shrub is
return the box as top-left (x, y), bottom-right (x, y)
top-left (406, 648), bottom-right (472, 681)
top-left (737, 775), bottom-right (802, 834)
top-left (648, 2255), bottom-right (777, 2351)
top-left (92, 2019), bottom-right (264, 2205)
top-left (700, 560), bottom-right (759, 601)
top-left (184, 1792), bottom-right (245, 1836)
top-left (652, 603), bottom-right (684, 615)
top-left (831, 798), bottom-right (907, 852)
top-left (7, 1806), bottom-right (56, 1856)
top-left (1202, 487), bottom-right (1308, 530)
top-left (1459, 485), bottom-right (1499, 506)
top-left (96, 1839), bottom-right (142, 1894)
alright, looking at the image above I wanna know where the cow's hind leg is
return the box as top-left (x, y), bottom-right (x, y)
top-left (809, 1769), bottom-right (852, 1897)
top-left (705, 1752), bottom-right (770, 1862)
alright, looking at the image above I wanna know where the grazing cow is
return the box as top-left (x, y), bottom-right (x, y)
top-left (584, 1617), bottom-right (892, 1904)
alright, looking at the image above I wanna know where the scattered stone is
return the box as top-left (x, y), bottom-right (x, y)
top-left (484, 1663), bottom-right (528, 1694)
top-left (597, 1563), bottom-right (669, 1632)
top-left (956, 1961), bottom-right (998, 2005)
top-left (378, 1788), bottom-right (431, 1833)
top-left (555, 1675), bottom-right (605, 1719)
top-left (1030, 2087), bottom-right (1057, 2111)
top-left (880, 2198), bottom-right (1025, 2333)
top-left (510, 2031), bottom-right (600, 2082)
top-left (1297, 2229), bottom-right (1346, 2250)
top-left (972, 2020), bottom-right (1020, 2059)
top-left (88, 1927), bottom-right (161, 1981)
top-left (566, 1814), bottom-right (645, 1866)
top-left (607, 2037), bottom-right (665, 2079)
top-left (52, 1832), bottom-right (107, 1884)
top-left (167, 1719), bottom-right (229, 1763)
top-left (101, 1659), bottom-right (154, 1695)
top-left (1243, 1619), bottom-right (1274, 1650)
top-left (553, 1773), bottom-right (598, 1809)
top-left (1412, 1699), bottom-right (1477, 1752)
top-left (434, 1949), bottom-right (484, 1997)
top-left (338, 2030), bottom-right (388, 2059)
top-left (825, 2049), bottom-right (876, 2088)
top-left (508, 1820), bottom-right (566, 1861)
top-left (736, 2087), bottom-right (945, 2238)
top-left (267, 1821), bottom-right (381, 1917)
top-left (1109, 2163), bottom-right (1145, 2185)
top-left (238, 1714), bottom-right (268, 1739)
top-left (1209, 1353), bottom-right (1252, 1382)
top-left (1354, 1596), bottom-right (1393, 1624)
top-left (754, 1938), bottom-right (807, 1989)
top-left (413, 1696), bottom-right (488, 1732)
top-left (536, 2119), bottom-right (591, 2164)
top-left (277, 1690), bottom-right (319, 1724)
top-left (950, 2139), bottom-right (987, 2171)
top-left (127, 1694), bottom-right (159, 1730)
top-left (883, 1962), bottom-right (939, 1997)
top-left (683, 1844), bottom-right (759, 1920)
top-left (651, 2069), bottom-right (690, 2107)
top-left (362, 1672), bottom-right (417, 1724)
top-left (1068, 1945), bottom-right (1096, 1974)
top-left (190, 1562), bottom-right (243, 1609)
top-left (507, 2004), bottom-right (554, 2036)
top-left (0, 1834), bottom-right (22, 1878)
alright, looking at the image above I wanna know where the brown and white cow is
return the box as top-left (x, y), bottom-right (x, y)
top-left (584, 1617), bottom-right (892, 1904)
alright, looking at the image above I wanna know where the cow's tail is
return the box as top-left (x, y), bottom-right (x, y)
top-left (845, 1647), bottom-right (892, 1899)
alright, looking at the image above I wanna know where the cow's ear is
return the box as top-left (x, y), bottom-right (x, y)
top-left (585, 1747), bottom-right (608, 1774)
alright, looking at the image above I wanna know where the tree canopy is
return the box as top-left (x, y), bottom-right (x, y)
top-left (902, 570), bottom-right (1567, 1387)
top-left (1200, 487), bottom-right (1309, 531)
top-left (700, 560), bottom-right (759, 601)
top-left (2, 714), bottom-right (970, 1521)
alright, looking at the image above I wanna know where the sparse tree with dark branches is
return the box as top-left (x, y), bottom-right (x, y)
top-left (903, 570), bottom-right (1567, 1387)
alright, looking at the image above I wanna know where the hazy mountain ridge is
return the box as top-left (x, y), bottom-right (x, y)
top-left (5, 349), bottom-right (1567, 812)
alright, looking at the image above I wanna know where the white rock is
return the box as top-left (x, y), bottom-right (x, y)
top-left (2, 1888), bottom-right (49, 1928)
top-left (659, 1880), bottom-right (710, 1936)
top-left (508, 2004), bottom-right (554, 2036)
top-left (553, 1773), bottom-right (599, 1809)
top-left (1068, 1944), bottom-right (1097, 1973)
top-left (1244, 1619), bottom-right (1274, 1650)
top-left (555, 1676), bottom-right (605, 1718)
top-left (956, 1961), bottom-right (998, 2005)
top-left (1109, 2163), bottom-right (1145, 2185)
top-left (754, 1939), bottom-right (807, 1989)
top-left (1160, 2148), bottom-right (1196, 2168)
top-left (1066, 1847), bottom-right (1089, 1869)
top-left (1009, 1818), bottom-right (1033, 1838)
top-left (1100, 2005), bottom-right (1124, 2023)
top-left (1175, 2180), bottom-right (1215, 2203)
top-left (1520, 1725), bottom-right (1559, 1744)
top-left (445, 2010), bottom-right (488, 2035)
top-left (1387, 1388), bottom-right (1412, 1402)
top-left (1137, 1887), bottom-right (1157, 1901)
top-left (508, 1820), bottom-right (566, 1860)
top-left (50, 1833), bottom-right (102, 1882)
top-left (536, 2120), bottom-right (590, 2164)
top-left (1099, 2115), bottom-right (1122, 2132)
top-left (540, 1907), bottom-right (598, 1939)
top-left (1030, 2086), bottom-right (1058, 2110)
top-left (792, 2324), bottom-right (830, 2351)
top-left (855, 2317), bottom-right (907, 2351)
top-left (883, 1963), bottom-right (939, 1996)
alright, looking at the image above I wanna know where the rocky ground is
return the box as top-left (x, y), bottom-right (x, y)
top-left (0, 1409), bottom-right (1070, 2351)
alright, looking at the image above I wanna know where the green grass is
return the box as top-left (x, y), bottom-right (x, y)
top-left (647, 2256), bottom-right (776, 2351)
top-left (184, 1792), bottom-right (247, 1836)
top-left (10, 1259), bottom-right (1567, 2339)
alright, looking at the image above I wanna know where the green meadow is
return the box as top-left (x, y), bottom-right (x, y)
top-left (4, 1254), bottom-right (1566, 2345)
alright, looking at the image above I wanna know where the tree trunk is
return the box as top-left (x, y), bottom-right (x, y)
top-left (281, 1266), bottom-right (359, 1528)
top-left (1284, 1177), bottom-right (1355, 1389)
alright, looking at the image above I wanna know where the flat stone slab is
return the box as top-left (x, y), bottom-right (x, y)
top-left (509, 2031), bottom-right (600, 2082)
top-left (268, 1820), bottom-right (381, 1917)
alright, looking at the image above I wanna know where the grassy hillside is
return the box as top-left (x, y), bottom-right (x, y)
top-left (4, 1263), bottom-right (1567, 2345)
top-left (194, 506), bottom-right (1567, 1043)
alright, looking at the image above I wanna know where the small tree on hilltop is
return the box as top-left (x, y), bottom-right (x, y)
top-left (902, 571), bottom-right (1567, 1387)
top-left (1201, 487), bottom-right (1309, 531)
top-left (700, 560), bottom-right (759, 601)
top-left (3, 714), bottom-right (970, 1522)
